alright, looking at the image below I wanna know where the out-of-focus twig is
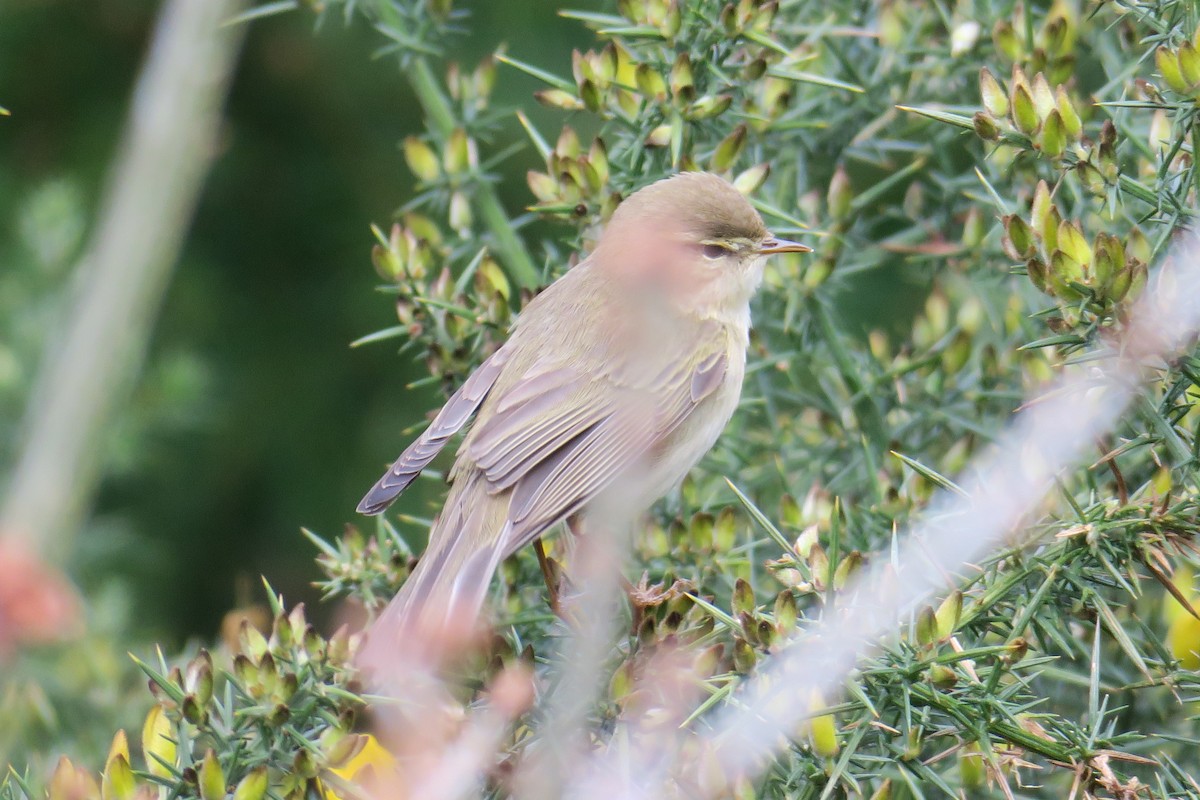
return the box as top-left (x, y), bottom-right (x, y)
top-left (570, 232), bottom-right (1200, 799)
top-left (0, 0), bottom-right (247, 560)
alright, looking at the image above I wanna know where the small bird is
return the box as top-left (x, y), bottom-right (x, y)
top-left (357, 171), bottom-right (809, 650)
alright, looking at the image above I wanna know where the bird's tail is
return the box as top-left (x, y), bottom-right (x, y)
top-left (356, 478), bottom-right (510, 682)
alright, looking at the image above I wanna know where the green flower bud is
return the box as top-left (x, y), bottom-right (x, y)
top-left (1125, 260), bottom-right (1148, 302)
top-left (928, 663), bottom-right (957, 688)
top-left (1077, 161), bottom-right (1106, 196)
top-left (1180, 42), bottom-right (1200, 87)
top-left (961, 206), bottom-right (986, 248)
top-left (1158, 46), bottom-right (1190, 94)
top-left (1002, 214), bottom-right (1034, 259)
top-left (690, 510), bottom-right (715, 551)
top-left (1039, 108), bottom-right (1067, 157)
top-left (527, 171), bottom-right (559, 203)
top-left (702, 507), bottom-right (733, 552)
top-left (774, 590), bottom-right (798, 632)
top-left (1092, 232), bottom-right (1123, 294)
top-left (827, 165), bottom-right (853, 220)
top-left (579, 79), bottom-right (603, 112)
top-left (185, 650), bottom-right (214, 708)
top-left (1049, 249), bottom-right (1086, 299)
top-left (732, 577), bottom-right (755, 617)
top-left (1010, 84), bottom-right (1039, 135)
top-left (715, 3), bottom-right (739, 35)
top-left (1128, 227), bottom-right (1151, 264)
top-left (1030, 180), bottom-right (1054, 240)
top-left (687, 94), bottom-right (733, 120)
top-left (669, 53), bottom-right (695, 103)
top-left (239, 620), bottom-right (269, 660)
top-left (1150, 108), bottom-right (1172, 153)
top-left (751, 0), bottom-right (779, 33)
top-left (448, 191), bottom-right (472, 233)
top-left (979, 67), bottom-right (1009, 118)
top-left (972, 111), bottom-right (1000, 141)
top-left (993, 20), bottom-right (1021, 61)
top-left (231, 769), bottom-right (268, 800)
top-left (660, 0), bottom-right (681, 38)
top-left (869, 780), bottom-right (893, 800)
top-left (711, 124), bottom-right (747, 172)
top-left (1098, 140), bottom-right (1119, 181)
top-left (1054, 86), bottom-right (1082, 140)
top-left (644, 124), bottom-right (671, 148)
top-left (534, 89), bottom-right (584, 110)
top-left (915, 605), bottom-right (937, 646)
top-left (635, 64), bottom-right (668, 102)
top-left (742, 56), bottom-right (768, 81)
top-left (732, 637), bottom-right (756, 672)
top-left (1100, 118), bottom-right (1117, 147)
top-left (1043, 15), bottom-right (1069, 56)
top-left (732, 163), bottom-right (770, 196)
top-left (959, 742), bottom-right (986, 788)
top-left (588, 138), bottom-right (610, 185)
top-left (1057, 219), bottom-right (1092, 268)
top-left (1026, 257), bottom-right (1049, 293)
top-left (442, 128), bottom-right (472, 175)
top-left (832, 551), bottom-right (862, 590)
top-left (1031, 72), bottom-right (1056, 119)
top-left (807, 543), bottom-right (829, 590)
top-left (934, 590), bottom-right (962, 639)
top-left (402, 137), bottom-right (440, 182)
top-left (609, 659), bottom-right (634, 701)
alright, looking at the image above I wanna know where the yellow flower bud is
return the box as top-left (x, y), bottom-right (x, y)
top-left (141, 706), bottom-right (176, 778)
top-left (198, 750), bottom-right (226, 800)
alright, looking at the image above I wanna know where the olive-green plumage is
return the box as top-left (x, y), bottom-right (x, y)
top-left (357, 172), bottom-right (809, 661)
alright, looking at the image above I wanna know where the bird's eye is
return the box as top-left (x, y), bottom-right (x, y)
top-left (701, 243), bottom-right (727, 259)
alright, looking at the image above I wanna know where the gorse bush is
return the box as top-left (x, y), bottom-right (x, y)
top-left (7, 0), bottom-right (1200, 797)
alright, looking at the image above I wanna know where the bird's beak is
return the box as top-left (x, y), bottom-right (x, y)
top-left (758, 236), bottom-right (812, 255)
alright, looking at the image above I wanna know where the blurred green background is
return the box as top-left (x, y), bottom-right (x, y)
top-left (0, 0), bottom-right (601, 642)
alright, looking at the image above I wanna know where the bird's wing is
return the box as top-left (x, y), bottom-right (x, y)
top-left (357, 347), bottom-right (510, 515)
top-left (459, 321), bottom-right (731, 557)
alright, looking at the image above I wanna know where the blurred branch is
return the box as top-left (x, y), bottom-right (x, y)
top-left (0, 0), bottom-right (248, 560)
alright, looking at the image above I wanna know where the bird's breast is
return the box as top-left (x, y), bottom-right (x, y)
top-left (634, 329), bottom-right (747, 507)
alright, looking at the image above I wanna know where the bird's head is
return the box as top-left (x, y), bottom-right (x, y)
top-left (594, 172), bottom-right (810, 317)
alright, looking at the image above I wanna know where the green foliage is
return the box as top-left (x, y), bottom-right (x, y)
top-left (9, 0), bottom-right (1200, 798)
top-left (2, 592), bottom-right (363, 800)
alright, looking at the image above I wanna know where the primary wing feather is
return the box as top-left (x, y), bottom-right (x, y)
top-left (357, 347), bottom-right (509, 514)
